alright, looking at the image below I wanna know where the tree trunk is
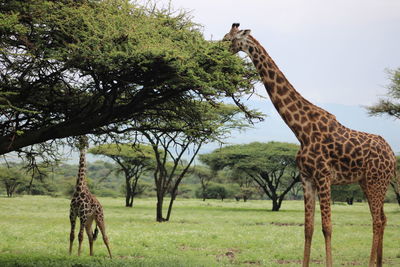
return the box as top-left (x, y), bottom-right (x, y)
top-left (166, 193), bottom-right (177, 221)
top-left (27, 176), bottom-right (34, 195)
top-left (271, 197), bottom-right (281, 211)
top-left (125, 178), bottom-right (132, 207)
top-left (6, 187), bottom-right (11, 197)
top-left (128, 194), bottom-right (134, 207)
top-left (346, 197), bottom-right (354, 205)
top-left (156, 193), bottom-right (166, 222)
top-left (390, 182), bottom-right (400, 206)
top-left (128, 177), bottom-right (139, 207)
top-left (396, 193), bottom-right (400, 206)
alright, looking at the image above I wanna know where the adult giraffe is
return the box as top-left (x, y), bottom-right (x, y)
top-left (223, 23), bottom-right (396, 267)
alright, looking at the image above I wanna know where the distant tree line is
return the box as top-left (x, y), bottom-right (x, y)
top-left (3, 142), bottom-right (400, 212)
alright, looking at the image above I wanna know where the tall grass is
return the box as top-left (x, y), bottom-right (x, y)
top-left (0, 196), bottom-right (399, 266)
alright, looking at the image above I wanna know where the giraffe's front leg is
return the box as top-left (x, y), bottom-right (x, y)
top-left (302, 178), bottom-right (316, 267)
top-left (69, 211), bottom-right (77, 255)
top-left (316, 177), bottom-right (333, 267)
top-left (359, 178), bottom-right (388, 267)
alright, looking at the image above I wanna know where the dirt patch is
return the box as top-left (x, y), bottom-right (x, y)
top-left (216, 248), bottom-right (240, 262)
top-left (242, 260), bottom-right (262, 265)
top-left (341, 261), bottom-right (363, 266)
top-left (179, 245), bottom-right (207, 251)
top-left (117, 255), bottom-right (145, 259)
top-left (270, 222), bottom-right (304, 227)
top-left (275, 259), bottom-right (323, 265)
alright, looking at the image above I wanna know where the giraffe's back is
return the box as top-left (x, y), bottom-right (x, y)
top-left (297, 120), bottom-right (396, 185)
top-left (327, 125), bottom-right (395, 185)
top-left (70, 190), bottom-right (103, 218)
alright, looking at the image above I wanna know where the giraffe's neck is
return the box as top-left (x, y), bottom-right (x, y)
top-left (245, 36), bottom-right (336, 145)
top-left (76, 147), bottom-right (88, 191)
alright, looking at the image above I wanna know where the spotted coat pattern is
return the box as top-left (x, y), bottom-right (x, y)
top-left (69, 136), bottom-right (112, 258)
top-left (223, 24), bottom-right (396, 267)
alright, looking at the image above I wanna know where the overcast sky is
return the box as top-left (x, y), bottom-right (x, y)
top-left (166, 0), bottom-right (400, 105)
top-left (155, 0), bottom-right (400, 155)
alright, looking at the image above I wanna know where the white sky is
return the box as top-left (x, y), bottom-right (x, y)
top-left (164, 0), bottom-right (400, 105)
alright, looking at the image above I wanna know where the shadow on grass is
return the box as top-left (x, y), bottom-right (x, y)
top-left (0, 254), bottom-right (134, 267)
top-left (0, 254), bottom-right (212, 267)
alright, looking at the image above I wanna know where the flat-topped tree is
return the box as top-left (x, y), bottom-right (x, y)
top-left (140, 102), bottom-right (254, 222)
top-left (200, 142), bottom-right (300, 211)
top-left (0, 0), bottom-right (258, 156)
top-left (89, 144), bottom-right (155, 207)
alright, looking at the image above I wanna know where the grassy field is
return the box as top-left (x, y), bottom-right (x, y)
top-left (0, 196), bottom-right (399, 267)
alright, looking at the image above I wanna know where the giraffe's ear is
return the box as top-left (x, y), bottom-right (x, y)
top-left (236, 29), bottom-right (251, 39)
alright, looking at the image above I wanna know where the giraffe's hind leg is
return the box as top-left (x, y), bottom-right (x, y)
top-left (84, 216), bottom-right (95, 256)
top-left (316, 177), bottom-right (333, 267)
top-left (95, 217), bottom-right (112, 258)
top-left (69, 210), bottom-right (77, 255)
top-left (77, 217), bottom-right (85, 256)
top-left (359, 176), bottom-right (389, 267)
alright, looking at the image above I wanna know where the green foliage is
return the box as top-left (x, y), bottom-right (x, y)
top-left (89, 144), bottom-right (155, 162)
top-left (367, 68), bottom-right (400, 118)
top-left (90, 143), bottom-right (156, 207)
top-left (195, 182), bottom-right (233, 201)
top-left (200, 141), bottom-right (299, 174)
top-left (16, 181), bottom-right (58, 196)
top-left (1, 196), bottom-right (400, 266)
top-left (0, 166), bottom-right (29, 197)
top-left (0, 0), bottom-right (258, 155)
top-left (200, 142), bottom-right (300, 210)
top-left (235, 187), bottom-right (259, 201)
top-left (331, 184), bottom-right (365, 204)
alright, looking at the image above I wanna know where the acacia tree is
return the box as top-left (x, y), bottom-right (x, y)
top-left (200, 142), bottom-right (300, 211)
top-left (331, 184), bottom-right (365, 205)
top-left (193, 166), bottom-right (214, 201)
top-left (143, 130), bottom-right (202, 222)
top-left (0, 166), bottom-right (28, 197)
top-left (390, 156), bottom-right (400, 205)
top-left (224, 169), bottom-right (257, 201)
top-left (89, 144), bottom-right (155, 207)
top-left (141, 102), bottom-right (253, 222)
top-left (367, 68), bottom-right (400, 118)
top-left (0, 0), bottom-right (258, 157)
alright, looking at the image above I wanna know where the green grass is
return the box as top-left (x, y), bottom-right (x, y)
top-left (0, 196), bottom-right (400, 266)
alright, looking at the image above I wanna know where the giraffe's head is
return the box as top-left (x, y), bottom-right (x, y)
top-left (76, 135), bottom-right (89, 151)
top-left (222, 23), bottom-right (251, 54)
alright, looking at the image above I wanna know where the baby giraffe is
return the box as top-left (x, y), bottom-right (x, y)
top-left (69, 135), bottom-right (112, 258)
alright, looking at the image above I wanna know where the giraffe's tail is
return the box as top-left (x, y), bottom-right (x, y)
top-left (390, 166), bottom-right (400, 206)
top-left (93, 224), bottom-right (99, 241)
